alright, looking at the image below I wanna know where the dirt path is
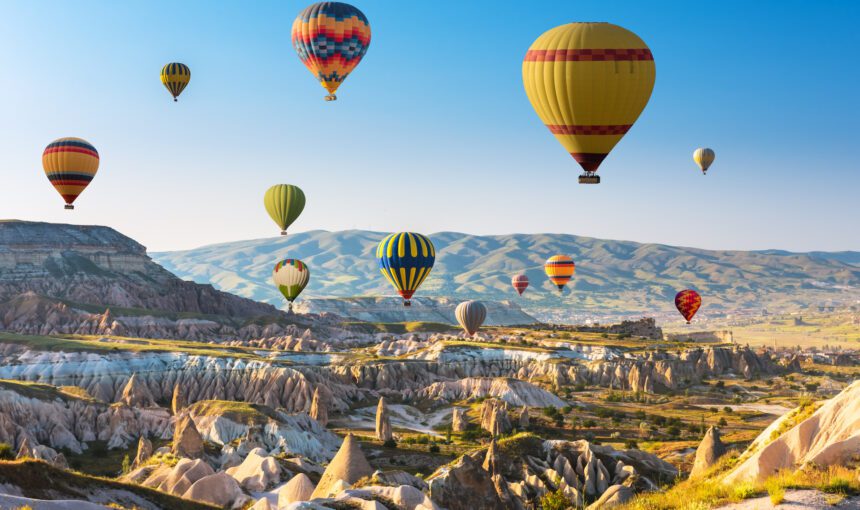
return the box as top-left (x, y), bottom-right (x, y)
top-left (715, 490), bottom-right (860, 509)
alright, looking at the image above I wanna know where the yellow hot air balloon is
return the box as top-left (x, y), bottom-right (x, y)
top-left (161, 63), bottom-right (190, 102)
top-left (693, 148), bottom-right (715, 175)
top-left (523, 23), bottom-right (656, 184)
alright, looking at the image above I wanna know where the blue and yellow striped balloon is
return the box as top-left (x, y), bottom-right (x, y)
top-left (161, 62), bottom-right (191, 102)
top-left (376, 232), bottom-right (435, 306)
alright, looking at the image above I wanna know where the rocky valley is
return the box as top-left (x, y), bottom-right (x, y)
top-left (0, 221), bottom-right (856, 510)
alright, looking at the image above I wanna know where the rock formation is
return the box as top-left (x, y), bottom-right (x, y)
top-left (519, 407), bottom-right (530, 430)
top-left (483, 438), bottom-right (500, 475)
top-left (171, 383), bottom-right (185, 414)
top-left (419, 377), bottom-right (566, 407)
top-left (133, 436), bottom-right (153, 468)
top-left (183, 472), bottom-right (248, 509)
top-left (309, 387), bottom-right (328, 426)
top-left (429, 454), bottom-right (505, 510)
top-left (278, 473), bottom-right (316, 507)
top-left (375, 397), bottom-right (393, 442)
top-left (690, 426), bottom-right (726, 478)
top-left (120, 373), bottom-right (156, 407)
top-left (311, 434), bottom-right (374, 499)
top-left (225, 447), bottom-right (282, 491)
top-left (173, 415), bottom-right (204, 459)
top-left (480, 399), bottom-right (511, 436)
top-left (452, 408), bottom-right (469, 432)
top-left (724, 380), bottom-right (860, 484)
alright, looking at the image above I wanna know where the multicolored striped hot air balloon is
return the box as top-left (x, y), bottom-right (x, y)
top-left (545, 255), bottom-right (575, 292)
top-left (523, 22), bottom-right (656, 184)
top-left (273, 258), bottom-right (311, 311)
top-left (291, 2), bottom-right (371, 101)
top-left (42, 137), bottom-right (99, 210)
top-left (693, 148), bottom-right (715, 175)
top-left (376, 232), bottom-right (435, 306)
top-left (160, 63), bottom-right (190, 102)
top-left (455, 300), bottom-right (487, 337)
top-left (264, 184), bottom-right (306, 235)
top-left (675, 289), bottom-right (702, 324)
top-left (512, 274), bottom-right (529, 296)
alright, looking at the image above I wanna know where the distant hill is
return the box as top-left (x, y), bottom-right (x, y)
top-left (153, 230), bottom-right (860, 317)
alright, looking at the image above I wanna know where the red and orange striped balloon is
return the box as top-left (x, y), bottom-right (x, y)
top-left (675, 289), bottom-right (702, 324)
top-left (42, 137), bottom-right (99, 210)
top-left (511, 274), bottom-right (529, 295)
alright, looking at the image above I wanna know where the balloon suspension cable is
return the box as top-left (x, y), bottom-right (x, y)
top-left (64, 204), bottom-right (74, 210)
top-left (325, 94), bottom-right (337, 101)
top-left (281, 230), bottom-right (287, 236)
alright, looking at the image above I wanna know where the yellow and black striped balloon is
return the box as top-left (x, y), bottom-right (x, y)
top-left (161, 62), bottom-right (190, 102)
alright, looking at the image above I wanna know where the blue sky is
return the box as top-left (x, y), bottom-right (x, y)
top-left (0, 0), bottom-right (858, 252)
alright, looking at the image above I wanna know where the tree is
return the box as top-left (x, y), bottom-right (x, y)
top-left (121, 454), bottom-right (131, 474)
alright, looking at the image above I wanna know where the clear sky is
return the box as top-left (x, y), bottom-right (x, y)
top-left (1, 0), bottom-right (858, 253)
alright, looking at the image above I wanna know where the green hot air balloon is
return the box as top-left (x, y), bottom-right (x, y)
top-left (264, 184), bottom-right (305, 235)
top-left (273, 258), bottom-right (310, 311)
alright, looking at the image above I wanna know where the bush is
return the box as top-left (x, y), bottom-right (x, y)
top-left (539, 488), bottom-right (570, 510)
top-left (383, 439), bottom-right (397, 448)
top-left (666, 426), bottom-right (681, 437)
top-left (428, 444), bottom-right (440, 454)
top-left (0, 443), bottom-right (14, 460)
top-left (624, 439), bottom-right (638, 450)
top-left (718, 417), bottom-right (728, 427)
top-left (766, 479), bottom-right (785, 505)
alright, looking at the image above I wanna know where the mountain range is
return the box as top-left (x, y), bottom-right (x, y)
top-left (153, 230), bottom-right (860, 319)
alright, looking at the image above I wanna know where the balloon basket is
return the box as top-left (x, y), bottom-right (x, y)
top-left (404, 300), bottom-right (411, 307)
top-left (578, 174), bottom-right (600, 184)
top-left (174, 98), bottom-right (178, 102)
top-left (280, 230), bottom-right (287, 236)
top-left (325, 94), bottom-right (337, 101)
top-left (64, 204), bottom-right (74, 210)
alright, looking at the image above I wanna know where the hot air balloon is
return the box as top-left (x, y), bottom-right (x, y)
top-left (523, 23), bottom-right (656, 184)
top-left (291, 2), bottom-right (371, 101)
top-left (545, 255), bottom-right (575, 292)
top-left (264, 185), bottom-right (306, 235)
top-left (42, 137), bottom-right (99, 210)
top-left (693, 148), bottom-right (715, 175)
top-left (376, 232), bottom-right (435, 306)
top-left (456, 300), bottom-right (487, 337)
top-left (512, 274), bottom-right (529, 296)
top-left (161, 63), bottom-right (190, 102)
top-left (273, 258), bottom-right (310, 311)
top-left (675, 289), bottom-right (702, 324)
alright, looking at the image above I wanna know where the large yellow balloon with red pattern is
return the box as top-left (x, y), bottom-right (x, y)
top-left (522, 22), bottom-right (656, 183)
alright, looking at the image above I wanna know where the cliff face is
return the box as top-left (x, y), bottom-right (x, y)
top-left (0, 221), bottom-right (281, 320)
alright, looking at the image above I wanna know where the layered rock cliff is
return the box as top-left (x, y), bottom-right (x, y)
top-left (0, 221), bottom-right (282, 320)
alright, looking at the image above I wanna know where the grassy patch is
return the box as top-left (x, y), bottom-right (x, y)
top-left (187, 400), bottom-right (278, 425)
top-left (0, 380), bottom-right (97, 403)
top-left (343, 321), bottom-right (456, 334)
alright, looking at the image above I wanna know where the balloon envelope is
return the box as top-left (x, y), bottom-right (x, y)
top-left (161, 63), bottom-right (190, 101)
top-left (273, 258), bottom-right (311, 308)
top-left (455, 300), bottom-right (487, 336)
top-left (523, 22), bottom-right (656, 182)
top-left (291, 2), bottom-right (371, 100)
top-left (42, 137), bottom-right (99, 209)
top-left (675, 289), bottom-right (702, 323)
top-left (693, 148), bottom-right (715, 174)
top-left (545, 255), bottom-right (575, 292)
top-left (376, 232), bottom-right (435, 306)
top-left (264, 184), bottom-right (306, 235)
top-left (512, 274), bottom-right (529, 295)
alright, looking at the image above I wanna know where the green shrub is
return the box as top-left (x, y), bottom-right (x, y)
top-left (0, 443), bottom-right (14, 460)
